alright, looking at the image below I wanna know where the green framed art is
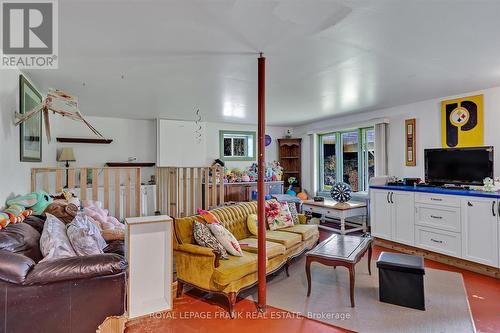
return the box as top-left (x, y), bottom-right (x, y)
top-left (19, 74), bottom-right (43, 162)
top-left (219, 130), bottom-right (256, 161)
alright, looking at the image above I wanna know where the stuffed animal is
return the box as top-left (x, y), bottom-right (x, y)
top-left (82, 200), bottom-right (124, 231)
top-left (7, 191), bottom-right (53, 215)
top-left (0, 205), bottom-right (33, 229)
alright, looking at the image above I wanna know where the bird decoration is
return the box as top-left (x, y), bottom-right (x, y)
top-left (330, 182), bottom-right (352, 208)
top-left (15, 89), bottom-right (104, 142)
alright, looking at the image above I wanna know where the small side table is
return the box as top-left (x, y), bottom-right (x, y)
top-left (125, 215), bottom-right (173, 318)
top-left (302, 200), bottom-right (367, 235)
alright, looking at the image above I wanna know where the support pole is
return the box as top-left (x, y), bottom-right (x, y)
top-left (257, 54), bottom-right (266, 311)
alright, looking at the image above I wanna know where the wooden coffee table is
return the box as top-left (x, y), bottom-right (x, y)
top-left (306, 234), bottom-right (373, 307)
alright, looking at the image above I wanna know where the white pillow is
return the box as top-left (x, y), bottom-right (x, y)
top-left (206, 223), bottom-right (243, 256)
top-left (40, 213), bottom-right (77, 262)
top-left (67, 213), bottom-right (107, 256)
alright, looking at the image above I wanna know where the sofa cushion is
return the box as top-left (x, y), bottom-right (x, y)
top-left (207, 223), bottom-right (243, 256)
top-left (210, 202), bottom-right (257, 240)
top-left (0, 221), bottom-right (43, 262)
top-left (247, 214), bottom-right (258, 236)
top-left (239, 237), bottom-right (285, 259)
top-left (265, 199), bottom-right (294, 230)
top-left (24, 253), bottom-right (127, 285)
top-left (280, 224), bottom-right (319, 241)
top-left (193, 221), bottom-right (228, 259)
top-left (0, 250), bottom-right (35, 284)
top-left (287, 203), bottom-right (300, 225)
top-left (260, 230), bottom-right (301, 249)
top-left (213, 251), bottom-right (258, 286)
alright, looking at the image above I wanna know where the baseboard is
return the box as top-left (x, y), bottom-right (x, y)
top-left (374, 238), bottom-right (500, 279)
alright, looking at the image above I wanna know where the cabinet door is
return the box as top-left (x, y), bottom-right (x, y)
top-left (370, 190), bottom-right (392, 240)
top-left (461, 198), bottom-right (499, 267)
top-left (393, 192), bottom-right (415, 245)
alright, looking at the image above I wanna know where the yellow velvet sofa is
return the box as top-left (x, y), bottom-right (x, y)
top-left (173, 201), bottom-right (319, 318)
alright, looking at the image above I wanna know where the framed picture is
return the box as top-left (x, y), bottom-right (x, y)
top-left (405, 118), bottom-right (416, 166)
top-left (19, 75), bottom-right (43, 162)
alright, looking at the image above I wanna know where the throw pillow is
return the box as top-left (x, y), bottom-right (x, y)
top-left (197, 209), bottom-right (220, 224)
top-left (67, 213), bottom-right (107, 256)
top-left (265, 199), bottom-right (294, 230)
top-left (287, 202), bottom-right (300, 225)
top-left (193, 221), bottom-right (228, 259)
top-left (39, 213), bottom-right (77, 262)
top-left (247, 214), bottom-right (258, 236)
top-left (206, 223), bottom-right (243, 256)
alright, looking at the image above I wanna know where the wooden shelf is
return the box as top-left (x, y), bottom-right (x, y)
top-left (105, 162), bottom-right (156, 167)
top-left (283, 171), bottom-right (300, 174)
top-left (281, 156), bottom-right (300, 159)
top-left (57, 137), bottom-right (113, 144)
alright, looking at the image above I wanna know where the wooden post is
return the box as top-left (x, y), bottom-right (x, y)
top-left (257, 54), bottom-right (266, 311)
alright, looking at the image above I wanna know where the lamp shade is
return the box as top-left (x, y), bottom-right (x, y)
top-left (57, 148), bottom-right (76, 162)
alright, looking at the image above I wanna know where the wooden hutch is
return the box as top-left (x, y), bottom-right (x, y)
top-left (278, 138), bottom-right (302, 193)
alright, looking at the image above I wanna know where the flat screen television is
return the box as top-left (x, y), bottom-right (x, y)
top-left (424, 146), bottom-right (494, 186)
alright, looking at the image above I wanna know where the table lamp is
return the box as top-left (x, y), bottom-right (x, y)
top-left (57, 147), bottom-right (76, 188)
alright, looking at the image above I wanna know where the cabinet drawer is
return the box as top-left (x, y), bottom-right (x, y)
top-left (415, 226), bottom-right (461, 257)
top-left (415, 204), bottom-right (461, 232)
top-left (415, 193), bottom-right (460, 207)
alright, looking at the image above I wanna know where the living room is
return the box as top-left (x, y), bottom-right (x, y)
top-left (0, 1), bottom-right (499, 333)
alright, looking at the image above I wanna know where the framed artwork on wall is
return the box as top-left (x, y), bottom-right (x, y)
top-left (19, 75), bottom-right (43, 162)
top-left (405, 118), bottom-right (416, 166)
top-left (441, 94), bottom-right (483, 148)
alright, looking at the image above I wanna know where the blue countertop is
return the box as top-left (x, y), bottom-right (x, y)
top-left (370, 185), bottom-right (500, 199)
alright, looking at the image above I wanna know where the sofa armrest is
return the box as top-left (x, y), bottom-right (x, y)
top-left (298, 214), bottom-right (308, 224)
top-left (24, 253), bottom-right (127, 285)
top-left (175, 243), bottom-right (220, 268)
top-left (0, 250), bottom-right (35, 284)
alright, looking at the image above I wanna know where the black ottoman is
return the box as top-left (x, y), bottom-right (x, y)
top-left (376, 252), bottom-right (425, 310)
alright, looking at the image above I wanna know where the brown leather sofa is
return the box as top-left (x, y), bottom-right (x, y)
top-left (0, 215), bottom-right (127, 333)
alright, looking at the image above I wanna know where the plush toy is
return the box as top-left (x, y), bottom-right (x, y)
top-left (82, 200), bottom-right (124, 231)
top-left (7, 191), bottom-right (53, 215)
top-left (0, 205), bottom-right (33, 229)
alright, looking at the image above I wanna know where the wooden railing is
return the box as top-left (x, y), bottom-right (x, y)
top-left (156, 166), bottom-right (225, 218)
top-left (31, 167), bottom-right (142, 220)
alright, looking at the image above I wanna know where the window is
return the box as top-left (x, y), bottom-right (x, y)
top-left (219, 130), bottom-right (255, 161)
top-left (318, 127), bottom-right (375, 193)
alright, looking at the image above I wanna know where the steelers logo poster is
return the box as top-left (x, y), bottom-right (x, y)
top-left (441, 95), bottom-right (483, 148)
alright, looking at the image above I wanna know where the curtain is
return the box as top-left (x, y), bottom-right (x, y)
top-left (374, 122), bottom-right (388, 176)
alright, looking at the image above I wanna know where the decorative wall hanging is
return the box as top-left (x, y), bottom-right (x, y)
top-left (264, 134), bottom-right (272, 146)
top-left (19, 75), bottom-right (42, 162)
top-left (194, 108), bottom-right (202, 144)
top-left (441, 94), bottom-right (483, 148)
top-left (15, 88), bottom-right (104, 142)
top-left (405, 118), bottom-right (416, 166)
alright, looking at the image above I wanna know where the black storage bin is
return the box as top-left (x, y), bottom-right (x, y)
top-left (376, 252), bottom-right (425, 310)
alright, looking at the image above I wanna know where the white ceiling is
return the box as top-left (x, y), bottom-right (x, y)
top-left (24, 0), bottom-right (500, 126)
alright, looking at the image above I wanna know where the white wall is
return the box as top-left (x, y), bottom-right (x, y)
top-left (55, 116), bottom-right (156, 181)
top-left (295, 86), bottom-right (500, 194)
top-left (0, 70), bottom-right (57, 204)
top-left (158, 118), bottom-right (287, 169)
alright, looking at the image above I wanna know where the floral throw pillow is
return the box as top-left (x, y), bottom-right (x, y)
top-left (265, 199), bottom-right (294, 230)
top-left (287, 202), bottom-right (300, 225)
top-left (193, 221), bottom-right (228, 259)
top-left (206, 223), bottom-right (243, 256)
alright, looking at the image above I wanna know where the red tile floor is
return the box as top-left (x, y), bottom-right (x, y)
top-left (126, 231), bottom-right (500, 333)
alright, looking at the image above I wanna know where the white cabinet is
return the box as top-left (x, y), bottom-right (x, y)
top-left (370, 189), bottom-right (414, 245)
top-left (461, 197), bottom-right (499, 267)
top-left (371, 189), bottom-right (392, 239)
top-left (393, 191), bottom-right (415, 246)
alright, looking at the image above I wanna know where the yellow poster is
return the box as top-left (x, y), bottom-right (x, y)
top-left (441, 94), bottom-right (483, 148)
